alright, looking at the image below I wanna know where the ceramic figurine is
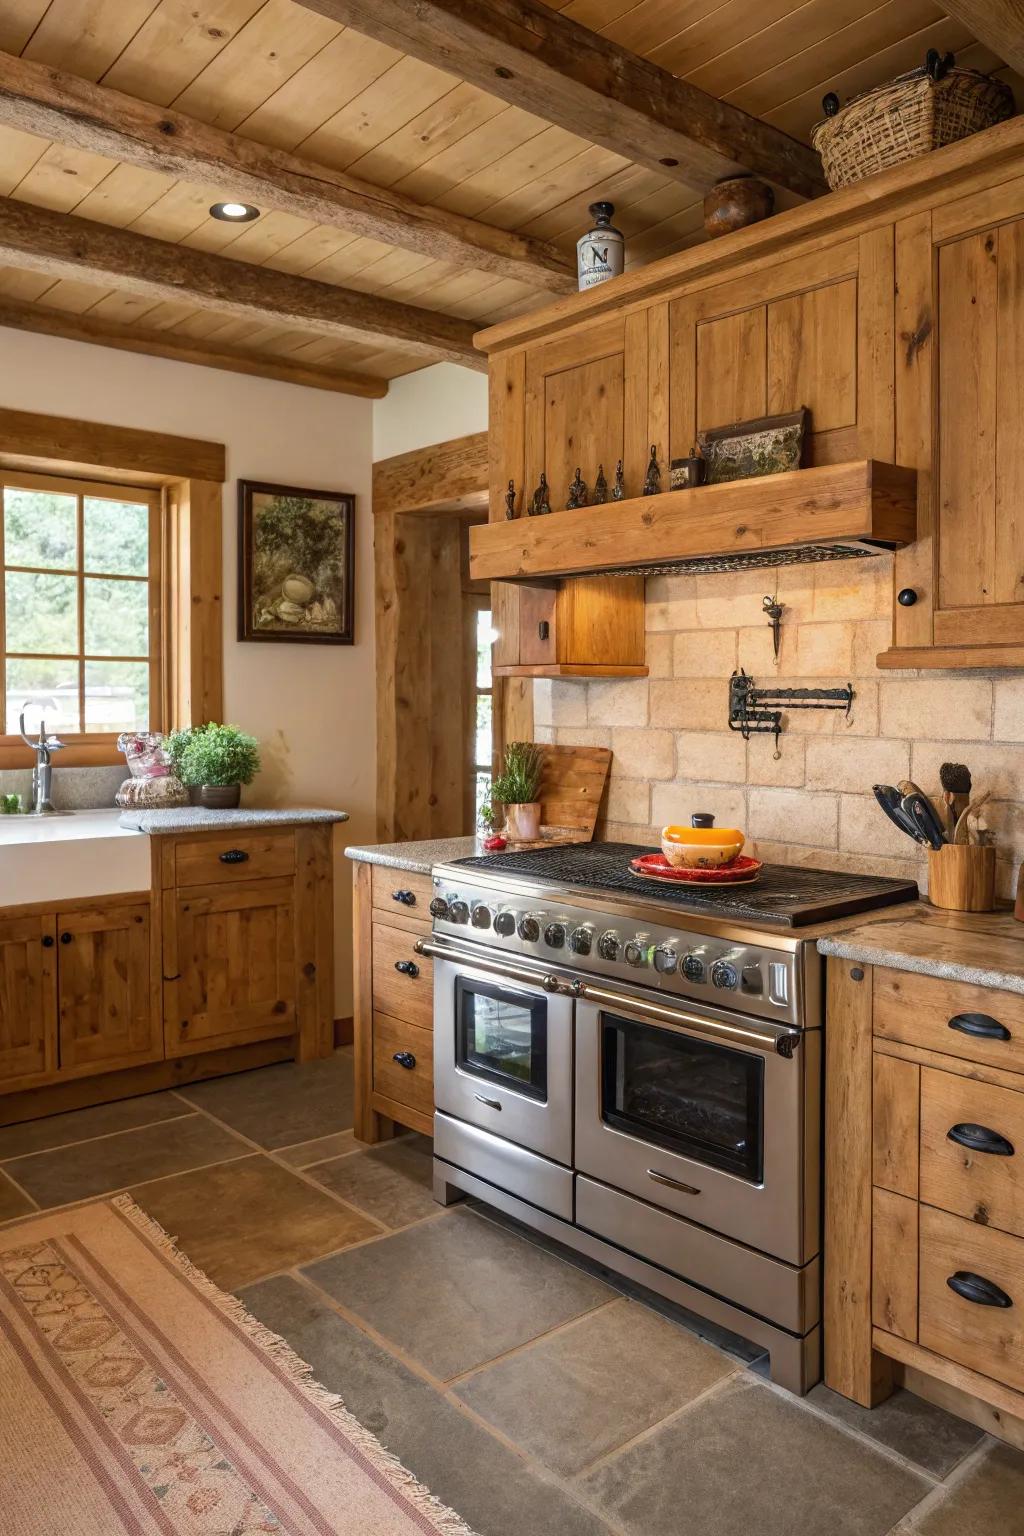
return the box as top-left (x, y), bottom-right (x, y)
top-left (504, 479), bottom-right (517, 520)
top-left (612, 459), bottom-right (625, 501)
top-left (593, 464), bottom-right (608, 504)
top-left (528, 472), bottom-right (551, 517)
top-left (566, 467), bottom-right (587, 509)
top-left (642, 444), bottom-right (661, 496)
top-left (576, 201), bottom-right (625, 291)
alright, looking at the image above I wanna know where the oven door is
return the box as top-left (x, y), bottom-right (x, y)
top-left (432, 953), bottom-right (573, 1165)
top-left (575, 989), bottom-right (818, 1265)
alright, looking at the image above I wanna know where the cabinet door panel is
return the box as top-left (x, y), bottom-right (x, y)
top-left (696, 307), bottom-right (766, 430)
top-left (542, 354), bottom-right (624, 506)
top-left (767, 278), bottom-right (858, 431)
top-left (57, 904), bottom-right (156, 1075)
top-left (165, 881), bottom-right (296, 1055)
top-left (0, 915), bottom-right (55, 1088)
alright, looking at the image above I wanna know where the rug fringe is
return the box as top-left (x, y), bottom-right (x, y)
top-left (111, 1193), bottom-right (479, 1536)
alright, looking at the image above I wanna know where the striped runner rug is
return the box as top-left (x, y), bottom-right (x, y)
top-left (0, 1194), bottom-right (475, 1536)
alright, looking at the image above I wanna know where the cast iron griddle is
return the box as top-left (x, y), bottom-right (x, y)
top-left (450, 842), bottom-right (918, 928)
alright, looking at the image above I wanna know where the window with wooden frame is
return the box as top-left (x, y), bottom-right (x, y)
top-left (0, 470), bottom-right (162, 755)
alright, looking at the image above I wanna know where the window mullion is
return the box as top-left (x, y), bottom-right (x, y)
top-left (76, 491), bottom-right (85, 733)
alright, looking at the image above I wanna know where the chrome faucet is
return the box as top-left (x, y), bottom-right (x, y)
top-left (19, 708), bottom-right (67, 816)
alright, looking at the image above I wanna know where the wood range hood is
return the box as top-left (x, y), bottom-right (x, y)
top-left (469, 459), bottom-right (918, 583)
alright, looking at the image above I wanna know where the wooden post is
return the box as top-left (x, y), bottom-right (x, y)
top-left (352, 860), bottom-right (392, 1143)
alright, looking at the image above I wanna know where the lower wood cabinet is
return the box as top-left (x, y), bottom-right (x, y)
top-left (57, 903), bottom-right (157, 1075)
top-left (0, 914), bottom-right (56, 1087)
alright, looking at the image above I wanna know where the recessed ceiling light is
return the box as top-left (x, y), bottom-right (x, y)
top-left (209, 201), bottom-right (261, 222)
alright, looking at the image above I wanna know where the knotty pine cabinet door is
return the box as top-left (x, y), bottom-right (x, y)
top-left (669, 233), bottom-right (894, 469)
top-left (0, 914), bottom-right (56, 1089)
top-left (57, 903), bottom-right (158, 1076)
top-left (889, 186), bottom-right (1024, 665)
top-left (164, 880), bottom-right (297, 1055)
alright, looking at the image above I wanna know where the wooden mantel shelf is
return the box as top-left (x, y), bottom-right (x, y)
top-left (470, 460), bottom-right (918, 582)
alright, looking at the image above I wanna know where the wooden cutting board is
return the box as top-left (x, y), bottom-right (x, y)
top-left (505, 744), bottom-right (611, 846)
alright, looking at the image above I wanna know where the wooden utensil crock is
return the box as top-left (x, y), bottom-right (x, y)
top-left (927, 844), bottom-right (996, 911)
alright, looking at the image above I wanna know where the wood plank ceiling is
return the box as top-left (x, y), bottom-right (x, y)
top-left (0, 0), bottom-right (1018, 396)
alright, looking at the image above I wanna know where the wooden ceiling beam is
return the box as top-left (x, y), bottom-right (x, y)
top-left (0, 52), bottom-right (574, 296)
top-left (939, 1), bottom-right (1024, 74)
top-left (294, 0), bottom-right (826, 199)
top-left (0, 196), bottom-right (483, 367)
top-left (0, 297), bottom-right (389, 398)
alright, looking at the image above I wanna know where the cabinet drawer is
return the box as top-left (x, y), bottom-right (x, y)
top-left (874, 970), bottom-right (1024, 1076)
top-left (373, 1012), bottom-right (433, 1119)
top-left (174, 832), bottom-right (295, 887)
top-left (371, 867), bottom-right (433, 921)
top-left (921, 1067), bottom-right (1024, 1237)
top-left (920, 1205), bottom-right (1024, 1393)
top-left (372, 922), bottom-right (433, 1029)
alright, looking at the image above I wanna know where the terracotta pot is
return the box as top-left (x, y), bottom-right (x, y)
top-left (198, 783), bottom-right (242, 810)
top-left (504, 802), bottom-right (541, 841)
top-left (703, 175), bottom-right (775, 240)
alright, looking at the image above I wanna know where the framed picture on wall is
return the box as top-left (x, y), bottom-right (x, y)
top-left (238, 479), bottom-right (355, 645)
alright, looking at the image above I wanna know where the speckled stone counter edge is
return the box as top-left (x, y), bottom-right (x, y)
top-left (817, 935), bottom-right (1024, 996)
top-left (120, 807), bottom-right (349, 833)
top-left (345, 837), bottom-right (481, 874)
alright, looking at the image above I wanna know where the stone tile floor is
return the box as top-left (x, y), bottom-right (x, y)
top-left (2, 1048), bottom-right (1024, 1535)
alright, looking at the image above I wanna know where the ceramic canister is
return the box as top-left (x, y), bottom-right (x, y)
top-left (577, 201), bottom-right (624, 291)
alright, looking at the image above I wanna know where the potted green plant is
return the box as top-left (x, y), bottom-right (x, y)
top-left (166, 723), bottom-right (261, 809)
top-left (492, 741), bottom-right (544, 842)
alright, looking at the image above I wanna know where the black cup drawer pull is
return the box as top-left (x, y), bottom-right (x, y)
top-left (392, 1050), bottom-right (416, 1069)
top-left (391, 889), bottom-right (417, 906)
top-left (948, 1012), bottom-right (1011, 1042)
top-left (219, 849), bottom-right (250, 864)
top-left (947, 1271), bottom-right (1013, 1308)
top-left (394, 959), bottom-right (420, 977)
top-left (948, 1123), bottom-right (1015, 1157)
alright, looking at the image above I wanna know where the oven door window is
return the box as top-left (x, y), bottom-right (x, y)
top-left (456, 976), bottom-right (547, 1101)
top-left (601, 1014), bottom-right (764, 1183)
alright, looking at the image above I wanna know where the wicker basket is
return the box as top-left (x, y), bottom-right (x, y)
top-left (812, 64), bottom-right (1014, 190)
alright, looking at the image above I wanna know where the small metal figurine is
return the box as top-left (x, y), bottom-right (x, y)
top-left (642, 444), bottom-right (661, 496)
top-left (504, 479), bottom-right (517, 520)
top-left (528, 472), bottom-right (551, 517)
top-left (762, 593), bottom-right (784, 662)
top-left (593, 464), bottom-right (608, 504)
top-left (566, 467), bottom-right (588, 509)
top-left (612, 459), bottom-right (625, 501)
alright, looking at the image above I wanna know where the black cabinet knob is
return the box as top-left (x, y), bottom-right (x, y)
top-left (60, 932), bottom-right (73, 945)
top-left (41, 934), bottom-right (54, 948)
top-left (949, 1011), bottom-right (1010, 1042)
top-left (392, 889), bottom-right (416, 905)
top-left (394, 959), bottom-right (420, 977)
top-left (219, 849), bottom-right (249, 864)
top-left (392, 1050), bottom-right (416, 1069)
top-left (897, 588), bottom-right (918, 607)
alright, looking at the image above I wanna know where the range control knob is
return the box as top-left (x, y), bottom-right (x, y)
top-left (624, 935), bottom-right (649, 968)
top-left (682, 954), bottom-right (705, 982)
top-left (493, 909), bottom-right (516, 937)
top-left (597, 929), bottom-right (621, 961)
top-left (543, 922), bottom-right (566, 949)
top-left (429, 896), bottom-right (449, 919)
top-left (517, 913), bottom-right (541, 943)
top-left (448, 899), bottom-right (470, 925)
top-left (652, 945), bottom-right (678, 974)
top-left (711, 959), bottom-right (739, 990)
top-left (569, 925), bottom-right (594, 956)
top-left (471, 904), bottom-right (492, 929)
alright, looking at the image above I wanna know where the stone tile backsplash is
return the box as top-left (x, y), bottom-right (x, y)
top-left (536, 557), bottom-right (1024, 899)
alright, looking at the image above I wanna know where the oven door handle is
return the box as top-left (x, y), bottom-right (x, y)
top-left (415, 938), bottom-right (799, 1057)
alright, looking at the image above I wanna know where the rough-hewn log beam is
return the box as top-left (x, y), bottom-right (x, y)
top-left (939, 0), bottom-right (1024, 74)
top-left (0, 196), bottom-right (483, 367)
top-left (294, 0), bottom-right (826, 198)
top-left (0, 297), bottom-right (389, 398)
top-left (0, 52), bottom-right (575, 294)
top-left (373, 431), bottom-right (489, 517)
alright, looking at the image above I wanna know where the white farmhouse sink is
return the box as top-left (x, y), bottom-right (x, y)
top-left (0, 808), bottom-right (151, 906)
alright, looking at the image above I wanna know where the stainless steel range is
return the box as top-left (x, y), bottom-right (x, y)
top-left (416, 843), bottom-right (917, 1393)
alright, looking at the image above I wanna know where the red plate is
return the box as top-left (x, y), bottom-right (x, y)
top-left (629, 852), bottom-right (762, 885)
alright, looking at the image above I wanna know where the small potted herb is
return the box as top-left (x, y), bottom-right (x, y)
top-left (492, 741), bottom-right (544, 842)
top-left (167, 723), bottom-right (260, 809)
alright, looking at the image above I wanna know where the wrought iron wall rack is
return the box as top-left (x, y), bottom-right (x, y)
top-left (728, 669), bottom-right (854, 757)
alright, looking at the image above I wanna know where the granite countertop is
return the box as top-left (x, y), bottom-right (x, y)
top-left (817, 904), bottom-right (1024, 994)
top-left (345, 835), bottom-right (482, 873)
top-left (120, 807), bottom-right (349, 834)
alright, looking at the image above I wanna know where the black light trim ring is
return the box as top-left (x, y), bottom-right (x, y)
top-left (209, 201), bottom-right (261, 222)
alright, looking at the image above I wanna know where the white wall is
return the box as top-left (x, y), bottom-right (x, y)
top-left (0, 326), bottom-right (375, 1015)
top-left (372, 362), bottom-right (488, 461)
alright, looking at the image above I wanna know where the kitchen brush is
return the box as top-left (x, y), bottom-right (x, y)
top-left (939, 761), bottom-right (972, 836)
